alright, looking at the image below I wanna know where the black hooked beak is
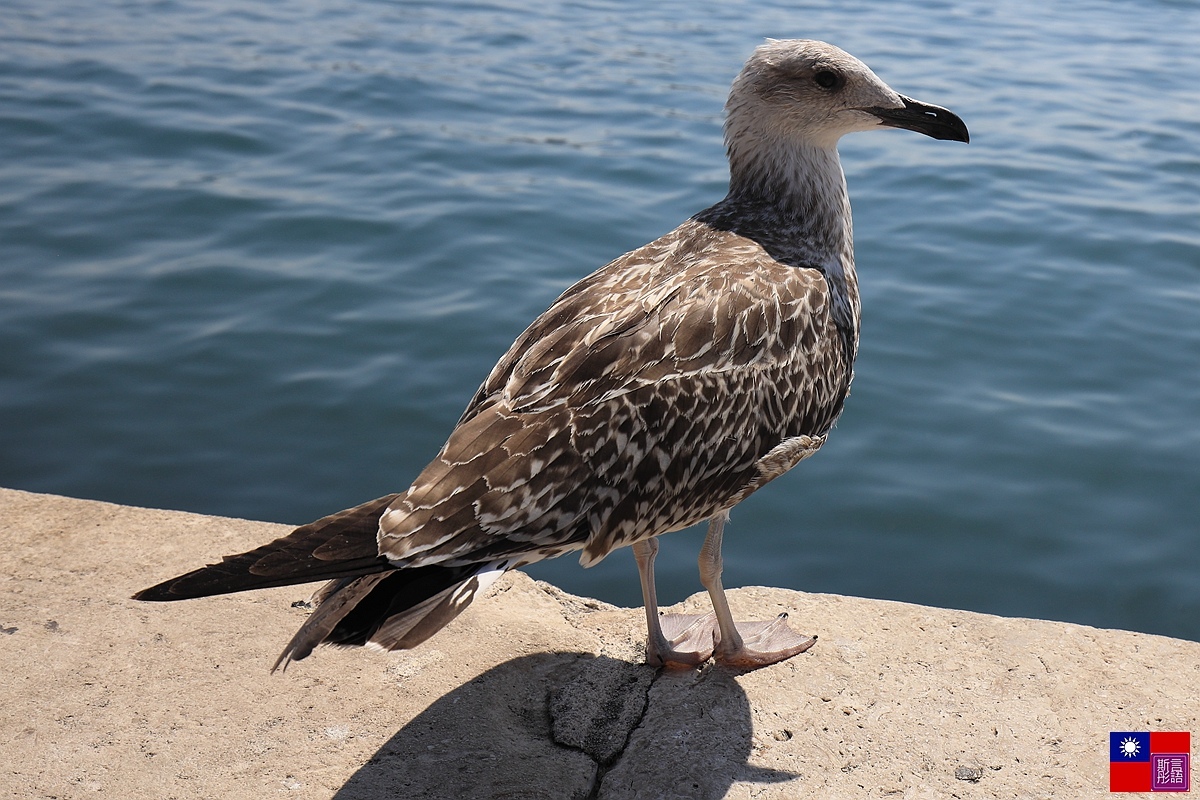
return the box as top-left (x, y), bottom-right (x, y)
top-left (864, 94), bottom-right (969, 143)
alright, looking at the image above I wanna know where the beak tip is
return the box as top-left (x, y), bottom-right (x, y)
top-left (867, 96), bottom-right (970, 144)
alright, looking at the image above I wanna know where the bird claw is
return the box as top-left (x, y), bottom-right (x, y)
top-left (713, 612), bottom-right (817, 669)
top-left (645, 612), bottom-right (717, 669)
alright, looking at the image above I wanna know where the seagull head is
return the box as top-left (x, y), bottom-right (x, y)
top-left (725, 39), bottom-right (969, 152)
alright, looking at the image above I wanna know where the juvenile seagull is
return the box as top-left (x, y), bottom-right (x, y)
top-left (136, 40), bottom-right (967, 670)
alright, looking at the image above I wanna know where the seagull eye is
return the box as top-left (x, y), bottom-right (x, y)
top-left (814, 70), bottom-right (842, 90)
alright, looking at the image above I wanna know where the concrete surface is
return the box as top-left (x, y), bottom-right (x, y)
top-left (1, 487), bottom-right (1196, 798)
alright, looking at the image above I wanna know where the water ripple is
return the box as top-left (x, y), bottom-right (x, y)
top-left (2, 0), bottom-right (1198, 641)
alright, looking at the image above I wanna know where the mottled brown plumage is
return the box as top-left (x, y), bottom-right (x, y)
top-left (136, 39), bottom-right (967, 670)
top-left (379, 221), bottom-right (847, 569)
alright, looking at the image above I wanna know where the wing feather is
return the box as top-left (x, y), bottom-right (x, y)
top-left (379, 219), bottom-right (851, 569)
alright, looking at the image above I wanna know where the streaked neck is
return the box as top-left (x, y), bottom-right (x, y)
top-left (698, 137), bottom-right (861, 352)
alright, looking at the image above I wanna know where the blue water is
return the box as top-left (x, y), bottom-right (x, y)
top-left (2, 0), bottom-right (1198, 643)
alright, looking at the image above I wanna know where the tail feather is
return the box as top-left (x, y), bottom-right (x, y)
top-left (133, 492), bottom-right (513, 669)
top-left (133, 494), bottom-right (401, 601)
top-left (365, 560), bottom-right (509, 651)
top-left (271, 572), bottom-right (393, 671)
top-left (272, 561), bottom-right (510, 672)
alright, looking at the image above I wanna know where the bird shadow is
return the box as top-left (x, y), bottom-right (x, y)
top-left (332, 651), bottom-right (797, 799)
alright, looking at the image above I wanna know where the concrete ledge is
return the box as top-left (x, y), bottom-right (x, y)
top-left (2, 487), bottom-right (1196, 798)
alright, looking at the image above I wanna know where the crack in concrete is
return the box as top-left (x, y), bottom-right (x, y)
top-left (545, 656), bottom-right (662, 800)
top-left (580, 668), bottom-right (660, 800)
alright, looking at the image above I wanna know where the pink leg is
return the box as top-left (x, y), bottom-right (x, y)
top-left (698, 512), bottom-right (816, 669)
top-left (633, 537), bottom-right (716, 668)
